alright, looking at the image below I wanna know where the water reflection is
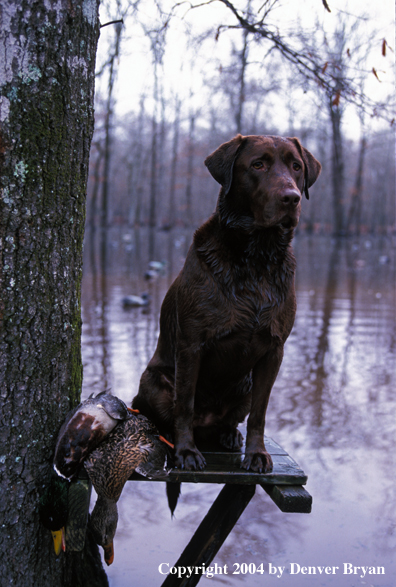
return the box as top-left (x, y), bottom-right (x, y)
top-left (81, 229), bottom-right (396, 587)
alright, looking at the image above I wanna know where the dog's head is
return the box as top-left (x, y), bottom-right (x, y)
top-left (205, 134), bottom-right (321, 230)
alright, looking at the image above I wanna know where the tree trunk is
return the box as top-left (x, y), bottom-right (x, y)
top-left (168, 98), bottom-right (181, 227)
top-left (185, 112), bottom-right (196, 226)
top-left (235, 27), bottom-right (249, 134)
top-left (101, 21), bottom-right (123, 228)
top-left (0, 2), bottom-right (107, 585)
top-left (148, 62), bottom-right (159, 233)
top-left (129, 94), bottom-right (146, 226)
top-left (89, 143), bottom-right (104, 230)
top-left (347, 134), bottom-right (367, 235)
top-left (329, 98), bottom-right (345, 235)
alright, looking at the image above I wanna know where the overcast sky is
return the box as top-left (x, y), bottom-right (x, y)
top-left (96, 0), bottom-right (395, 138)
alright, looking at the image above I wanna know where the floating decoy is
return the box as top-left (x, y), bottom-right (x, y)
top-left (144, 260), bottom-right (166, 280)
top-left (84, 413), bottom-right (172, 565)
top-left (148, 260), bottom-right (166, 272)
top-left (39, 392), bottom-right (134, 553)
top-left (121, 293), bottom-right (150, 307)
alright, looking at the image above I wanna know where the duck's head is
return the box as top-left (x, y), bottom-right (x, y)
top-left (53, 392), bottom-right (133, 480)
top-left (90, 494), bottom-right (118, 566)
top-left (39, 475), bottom-right (69, 555)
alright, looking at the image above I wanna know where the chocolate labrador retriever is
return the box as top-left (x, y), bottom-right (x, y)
top-left (132, 134), bottom-right (321, 472)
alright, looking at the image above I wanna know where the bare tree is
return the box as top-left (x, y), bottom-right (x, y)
top-left (100, 19), bottom-right (124, 228)
top-left (346, 114), bottom-right (367, 234)
top-left (212, 0), bottom-right (392, 121)
top-left (168, 96), bottom-right (182, 227)
top-left (185, 107), bottom-right (197, 225)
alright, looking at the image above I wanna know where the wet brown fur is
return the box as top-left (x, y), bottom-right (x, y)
top-left (132, 134), bottom-right (321, 472)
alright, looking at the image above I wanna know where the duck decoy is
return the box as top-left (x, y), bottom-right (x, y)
top-left (121, 293), bottom-right (150, 307)
top-left (144, 260), bottom-right (166, 280)
top-left (84, 413), bottom-right (172, 565)
top-left (39, 391), bottom-right (134, 553)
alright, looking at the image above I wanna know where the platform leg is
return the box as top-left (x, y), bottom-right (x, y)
top-left (161, 483), bottom-right (256, 587)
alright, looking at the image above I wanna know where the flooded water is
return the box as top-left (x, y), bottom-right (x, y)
top-left (81, 229), bottom-right (396, 587)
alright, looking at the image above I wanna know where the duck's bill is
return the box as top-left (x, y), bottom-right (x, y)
top-left (51, 528), bottom-right (66, 555)
top-left (104, 543), bottom-right (114, 566)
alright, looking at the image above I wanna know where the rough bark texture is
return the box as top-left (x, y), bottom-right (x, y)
top-left (0, 1), bottom-right (107, 585)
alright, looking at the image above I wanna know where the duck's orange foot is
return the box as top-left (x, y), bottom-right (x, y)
top-left (127, 408), bottom-right (140, 415)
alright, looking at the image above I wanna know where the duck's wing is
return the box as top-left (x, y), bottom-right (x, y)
top-left (135, 430), bottom-right (172, 480)
top-left (84, 419), bottom-right (142, 501)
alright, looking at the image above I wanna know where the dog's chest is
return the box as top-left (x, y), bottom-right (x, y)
top-left (211, 279), bottom-right (295, 345)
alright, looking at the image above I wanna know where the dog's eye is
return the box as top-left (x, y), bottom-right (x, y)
top-left (293, 162), bottom-right (302, 171)
top-left (252, 161), bottom-right (264, 169)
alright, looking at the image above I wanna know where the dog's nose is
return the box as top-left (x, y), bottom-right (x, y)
top-left (280, 191), bottom-right (301, 206)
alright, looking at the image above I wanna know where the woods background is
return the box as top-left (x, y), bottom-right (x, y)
top-left (89, 0), bottom-right (395, 237)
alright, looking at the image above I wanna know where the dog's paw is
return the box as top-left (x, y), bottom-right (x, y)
top-left (241, 450), bottom-right (273, 473)
top-left (219, 428), bottom-right (244, 450)
top-left (175, 448), bottom-right (206, 471)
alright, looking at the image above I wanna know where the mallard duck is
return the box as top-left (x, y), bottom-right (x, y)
top-left (39, 477), bottom-right (91, 554)
top-left (121, 293), bottom-right (150, 307)
top-left (40, 391), bottom-right (135, 553)
top-left (53, 391), bottom-right (132, 480)
top-left (39, 474), bottom-right (69, 554)
top-left (84, 413), bottom-right (172, 565)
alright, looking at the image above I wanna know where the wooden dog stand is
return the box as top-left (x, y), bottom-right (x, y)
top-left (130, 436), bottom-right (312, 587)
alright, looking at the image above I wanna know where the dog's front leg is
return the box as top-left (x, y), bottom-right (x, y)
top-left (242, 346), bottom-right (284, 473)
top-left (173, 344), bottom-right (206, 471)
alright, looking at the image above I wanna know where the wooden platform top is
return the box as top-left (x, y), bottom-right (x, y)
top-left (131, 436), bottom-right (308, 486)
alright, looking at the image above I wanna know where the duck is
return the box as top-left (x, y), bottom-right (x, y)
top-left (53, 391), bottom-right (133, 480)
top-left (121, 293), bottom-right (150, 308)
top-left (39, 474), bottom-right (69, 554)
top-left (39, 391), bottom-right (136, 554)
top-left (84, 412), bottom-right (172, 565)
top-left (39, 476), bottom-right (92, 554)
top-left (144, 260), bottom-right (166, 280)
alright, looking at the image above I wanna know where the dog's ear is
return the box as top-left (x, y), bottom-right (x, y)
top-left (205, 134), bottom-right (245, 194)
top-left (287, 137), bottom-right (322, 200)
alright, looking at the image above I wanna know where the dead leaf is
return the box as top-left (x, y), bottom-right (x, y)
top-left (372, 67), bottom-right (381, 82)
top-left (322, 62), bottom-right (328, 74)
top-left (332, 91), bottom-right (341, 107)
top-left (322, 0), bottom-right (331, 12)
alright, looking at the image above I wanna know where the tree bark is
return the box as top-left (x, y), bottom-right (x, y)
top-left (0, 1), bottom-right (107, 585)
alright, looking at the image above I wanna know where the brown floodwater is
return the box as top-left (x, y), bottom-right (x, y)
top-left (81, 229), bottom-right (396, 587)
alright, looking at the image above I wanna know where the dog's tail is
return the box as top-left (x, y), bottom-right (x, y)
top-left (166, 482), bottom-right (181, 517)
